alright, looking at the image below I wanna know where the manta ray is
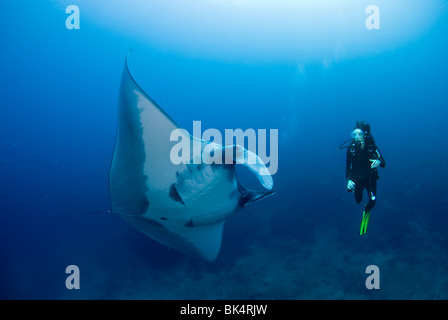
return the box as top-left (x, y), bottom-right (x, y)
top-left (109, 52), bottom-right (275, 261)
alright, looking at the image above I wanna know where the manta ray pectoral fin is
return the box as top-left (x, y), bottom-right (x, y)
top-left (182, 222), bottom-right (226, 262)
top-left (122, 215), bottom-right (225, 262)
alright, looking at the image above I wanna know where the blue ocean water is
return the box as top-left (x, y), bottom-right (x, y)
top-left (1, 0), bottom-right (448, 299)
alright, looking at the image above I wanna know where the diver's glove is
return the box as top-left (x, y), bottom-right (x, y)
top-left (347, 179), bottom-right (355, 191)
top-left (370, 159), bottom-right (381, 169)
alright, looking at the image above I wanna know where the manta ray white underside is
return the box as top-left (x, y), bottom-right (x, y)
top-left (109, 52), bottom-right (275, 261)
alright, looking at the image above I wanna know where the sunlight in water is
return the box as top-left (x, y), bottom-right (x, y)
top-left (76, 0), bottom-right (444, 62)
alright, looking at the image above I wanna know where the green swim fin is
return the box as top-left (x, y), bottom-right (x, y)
top-left (360, 210), bottom-right (371, 236)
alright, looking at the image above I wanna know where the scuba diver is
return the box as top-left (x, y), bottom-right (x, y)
top-left (341, 121), bottom-right (386, 235)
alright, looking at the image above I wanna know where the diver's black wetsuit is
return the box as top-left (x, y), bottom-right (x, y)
top-left (346, 137), bottom-right (386, 212)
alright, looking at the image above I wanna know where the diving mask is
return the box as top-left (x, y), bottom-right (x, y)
top-left (351, 129), bottom-right (364, 141)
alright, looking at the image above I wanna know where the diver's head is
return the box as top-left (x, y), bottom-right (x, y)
top-left (352, 121), bottom-right (370, 145)
top-left (351, 128), bottom-right (365, 144)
